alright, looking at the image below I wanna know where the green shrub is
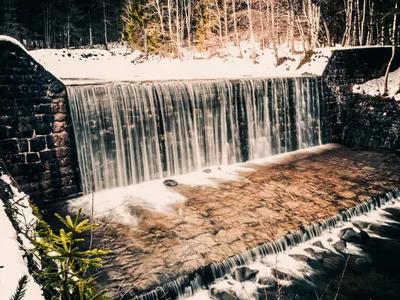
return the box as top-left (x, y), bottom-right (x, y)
top-left (32, 209), bottom-right (111, 300)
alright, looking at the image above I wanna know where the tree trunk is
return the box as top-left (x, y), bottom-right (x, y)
top-left (246, 0), bottom-right (255, 46)
top-left (321, 14), bottom-right (331, 47)
top-left (360, 0), bottom-right (367, 45)
top-left (155, 0), bottom-right (165, 35)
top-left (271, 1), bottom-right (279, 65)
top-left (290, 5), bottom-right (295, 53)
top-left (383, 2), bottom-right (398, 95)
top-left (342, 0), bottom-right (354, 46)
top-left (224, 0), bottom-right (229, 47)
top-left (259, 0), bottom-right (265, 50)
top-left (232, 0), bottom-right (239, 47)
top-left (215, 0), bottom-right (224, 48)
top-left (184, 0), bottom-right (192, 55)
top-left (103, 0), bottom-right (108, 48)
top-left (367, 0), bottom-right (375, 45)
top-left (175, 0), bottom-right (181, 56)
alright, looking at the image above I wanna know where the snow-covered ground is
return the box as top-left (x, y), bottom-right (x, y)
top-left (353, 67), bottom-right (400, 100)
top-left (29, 42), bottom-right (334, 84)
top-left (0, 174), bottom-right (44, 300)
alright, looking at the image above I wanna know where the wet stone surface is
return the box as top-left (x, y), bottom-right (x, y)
top-left (78, 145), bottom-right (399, 297)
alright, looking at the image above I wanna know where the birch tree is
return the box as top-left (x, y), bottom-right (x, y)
top-left (383, 1), bottom-right (398, 95)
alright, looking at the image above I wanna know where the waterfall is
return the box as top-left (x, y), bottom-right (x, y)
top-left (67, 77), bottom-right (325, 194)
top-left (130, 189), bottom-right (400, 300)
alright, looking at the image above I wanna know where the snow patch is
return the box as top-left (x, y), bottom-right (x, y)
top-left (353, 67), bottom-right (400, 100)
top-left (0, 35), bottom-right (27, 51)
top-left (29, 42), bottom-right (337, 84)
top-left (0, 174), bottom-right (44, 299)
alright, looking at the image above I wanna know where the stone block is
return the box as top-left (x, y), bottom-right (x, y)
top-left (30, 162), bottom-right (45, 174)
top-left (39, 150), bottom-right (54, 161)
top-left (52, 132), bottom-right (70, 147)
top-left (40, 170), bottom-right (61, 181)
top-left (53, 147), bottom-right (70, 158)
top-left (0, 139), bottom-right (19, 155)
top-left (29, 136), bottom-right (46, 152)
top-left (42, 114), bottom-right (55, 122)
top-left (18, 139), bottom-right (29, 152)
top-left (35, 104), bottom-right (52, 114)
top-left (26, 152), bottom-right (40, 163)
top-left (61, 185), bottom-right (78, 197)
top-left (54, 113), bottom-right (67, 122)
top-left (45, 134), bottom-right (55, 149)
top-left (60, 166), bottom-right (74, 176)
top-left (35, 122), bottom-right (53, 135)
top-left (53, 121), bottom-right (66, 133)
top-left (43, 188), bottom-right (62, 200)
top-left (17, 125), bottom-right (33, 138)
top-left (0, 125), bottom-right (8, 139)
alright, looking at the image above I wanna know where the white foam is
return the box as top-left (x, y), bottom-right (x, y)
top-left (68, 144), bottom-right (340, 225)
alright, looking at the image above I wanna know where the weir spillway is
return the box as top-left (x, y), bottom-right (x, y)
top-left (63, 77), bottom-right (400, 299)
top-left (67, 77), bottom-right (326, 193)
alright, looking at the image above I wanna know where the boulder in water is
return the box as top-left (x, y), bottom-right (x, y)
top-left (163, 179), bottom-right (178, 187)
top-left (232, 266), bottom-right (259, 282)
top-left (259, 277), bottom-right (277, 288)
top-left (323, 256), bottom-right (345, 271)
top-left (203, 168), bottom-right (212, 173)
top-left (271, 268), bottom-right (290, 280)
top-left (289, 254), bottom-right (309, 262)
top-left (304, 248), bottom-right (324, 260)
top-left (333, 240), bottom-right (347, 252)
top-left (210, 289), bottom-right (238, 300)
top-left (312, 241), bottom-right (324, 249)
top-left (348, 256), bottom-right (371, 273)
top-left (339, 228), bottom-right (369, 244)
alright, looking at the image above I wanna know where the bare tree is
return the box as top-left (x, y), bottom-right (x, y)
top-left (383, 1), bottom-right (398, 95)
top-left (103, 0), bottom-right (108, 47)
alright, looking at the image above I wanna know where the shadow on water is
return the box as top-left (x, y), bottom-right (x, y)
top-left (257, 206), bottom-right (400, 300)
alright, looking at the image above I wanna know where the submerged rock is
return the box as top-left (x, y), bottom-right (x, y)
top-left (333, 240), bottom-right (347, 252)
top-left (211, 289), bottom-right (238, 300)
top-left (312, 241), bottom-right (325, 249)
top-left (232, 266), bottom-right (259, 282)
top-left (271, 268), bottom-right (290, 280)
top-left (304, 248), bottom-right (324, 260)
top-left (348, 256), bottom-right (371, 273)
top-left (203, 168), bottom-right (212, 173)
top-left (259, 277), bottom-right (277, 288)
top-left (339, 228), bottom-right (370, 244)
top-left (323, 256), bottom-right (345, 271)
top-left (163, 179), bottom-right (178, 187)
top-left (289, 254), bottom-right (309, 262)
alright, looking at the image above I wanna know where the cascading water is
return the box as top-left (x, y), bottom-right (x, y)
top-left (67, 77), bottom-right (325, 193)
top-left (129, 189), bottom-right (400, 300)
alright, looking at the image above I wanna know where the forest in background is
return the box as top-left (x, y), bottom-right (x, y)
top-left (0, 0), bottom-right (398, 56)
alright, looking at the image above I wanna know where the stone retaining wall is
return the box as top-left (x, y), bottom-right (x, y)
top-left (0, 40), bottom-right (80, 203)
top-left (323, 47), bottom-right (400, 151)
top-left (0, 39), bottom-right (399, 204)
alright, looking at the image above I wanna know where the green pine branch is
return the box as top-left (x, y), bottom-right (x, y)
top-left (10, 275), bottom-right (29, 300)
